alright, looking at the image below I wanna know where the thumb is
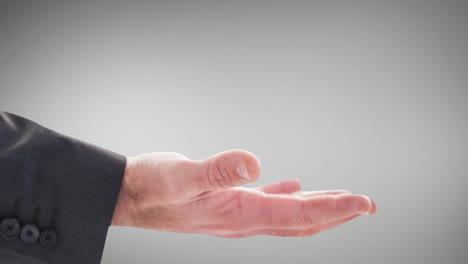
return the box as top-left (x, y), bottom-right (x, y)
top-left (193, 149), bottom-right (261, 192)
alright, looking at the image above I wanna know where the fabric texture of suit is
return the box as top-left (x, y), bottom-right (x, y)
top-left (0, 112), bottom-right (126, 263)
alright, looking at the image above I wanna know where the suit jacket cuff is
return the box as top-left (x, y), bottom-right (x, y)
top-left (0, 112), bottom-right (126, 264)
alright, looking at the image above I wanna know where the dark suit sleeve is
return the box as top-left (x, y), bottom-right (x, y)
top-left (0, 112), bottom-right (126, 264)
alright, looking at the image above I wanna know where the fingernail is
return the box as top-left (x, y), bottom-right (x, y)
top-left (358, 195), bottom-right (372, 215)
top-left (236, 161), bottom-right (251, 180)
top-left (360, 210), bottom-right (370, 215)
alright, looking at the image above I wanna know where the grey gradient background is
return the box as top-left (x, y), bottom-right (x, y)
top-left (1, 0), bottom-right (467, 263)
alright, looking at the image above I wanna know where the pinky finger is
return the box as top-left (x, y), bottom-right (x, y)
top-left (261, 213), bottom-right (361, 237)
top-left (294, 190), bottom-right (351, 197)
top-left (216, 213), bottom-right (361, 238)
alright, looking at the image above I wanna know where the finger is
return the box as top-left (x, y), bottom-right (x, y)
top-left (301, 194), bottom-right (372, 225)
top-left (215, 213), bottom-right (361, 238)
top-left (258, 193), bottom-right (372, 229)
top-left (294, 190), bottom-right (351, 197)
top-left (255, 179), bottom-right (302, 194)
top-left (305, 192), bottom-right (376, 215)
top-left (369, 199), bottom-right (378, 215)
top-left (295, 192), bottom-right (378, 219)
top-left (315, 213), bottom-right (361, 231)
top-left (192, 149), bottom-right (261, 192)
top-left (262, 213), bottom-right (362, 237)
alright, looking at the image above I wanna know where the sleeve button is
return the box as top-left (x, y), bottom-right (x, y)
top-left (20, 224), bottom-right (40, 244)
top-left (0, 218), bottom-right (20, 240)
top-left (39, 230), bottom-right (57, 248)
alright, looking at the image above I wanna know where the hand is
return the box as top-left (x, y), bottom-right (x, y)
top-left (111, 150), bottom-right (377, 237)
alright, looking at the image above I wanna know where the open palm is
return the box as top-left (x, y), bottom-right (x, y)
top-left (111, 150), bottom-right (377, 238)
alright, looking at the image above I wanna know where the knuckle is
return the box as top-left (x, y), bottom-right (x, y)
top-left (293, 214), bottom-right (317, 228)
top-left (206, 159), bottom-right (232, 189)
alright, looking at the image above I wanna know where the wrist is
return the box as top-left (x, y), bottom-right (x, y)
top-left (111, 157), bottom-right (138, 227)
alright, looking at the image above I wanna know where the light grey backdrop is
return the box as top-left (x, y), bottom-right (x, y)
top-left (1, 1), bottom-right (467, 263)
